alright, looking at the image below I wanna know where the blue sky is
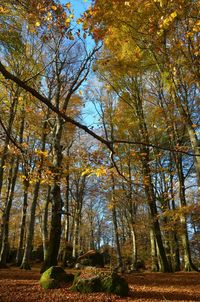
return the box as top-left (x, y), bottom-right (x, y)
top-left (61, 0), bottom-right (99, 127)
top-left (72, 0), bottom-right (91, 18)
top-left (62, 0), bottom-right (91, 18)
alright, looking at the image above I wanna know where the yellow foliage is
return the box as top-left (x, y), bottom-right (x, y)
top-left (51, 5), bottom-right (57, 11)
top-left (0, 6), bottom-right (9, 13)
top-left (65, 2), bottom-right (71, 10)
top-left (35, 21), bottom-right (41, 27)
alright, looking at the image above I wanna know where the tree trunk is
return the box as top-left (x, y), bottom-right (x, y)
top-left (20, 116), bottom-right (48, 270)
top-left (41, 183), bottom-right (62, 272)
top-left (130, 223), bottom-right (137, 270)
top-left (72, 207), bottom-right (80, 259)
top-left (186, 125), bottom-right (200, 192)
top-left (16, 182), bottom-right (29, 266)
top-left (133, 80), bottom-right (172, 272)
top-left (0, 105), bottom-right (24, 267)
top-left (40, 116), bottom-right (63, 273)
top-left (42, 187), bottom-right (50, 262)
top-left (176, 155), bottom-right (197, 271)
top-left (20, 181), bottom-right (40, 270)
top-left (112, 205), bottom-right (123, 269)
top-left (150, 226), bottom-right (159, 272)
top-left (0, 95), bottom-right (18, 251)
top-left (62, 170), bottom-right (70, 267)
top-left (0, 158), bottom-right (19, 267)
top-left (169, 164), bottom-right (181, 272)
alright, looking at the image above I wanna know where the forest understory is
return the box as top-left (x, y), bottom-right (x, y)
top-left (0, 267), bottom-right (200, 302)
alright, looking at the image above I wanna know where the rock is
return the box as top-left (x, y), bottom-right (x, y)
top-left (40, 278), bottom-right (59, 289)
top-left (39, 266), bottom-right (74, 289)
top-left (71, 271), bottom-right (129, 297)
top-left (101, 272), bottom-right (129, 297)
top-left (77, 250), bottom-right (104, 267)
top-left (72, 274), bottom-right (101, 293)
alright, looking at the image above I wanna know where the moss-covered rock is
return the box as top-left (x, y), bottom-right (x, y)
top-left (101, 272), bottom-right (129, 296)
top-left (40, 278), bottom-right (59, 289)
top-left (72, 275), bottom-right (101, 293)
top-left (71, 270), bottom-right (129, 297)
top-left (40, 266), bottom-right (74, 289)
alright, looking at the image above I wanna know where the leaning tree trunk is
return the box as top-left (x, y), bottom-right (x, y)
top-left (173, 91), bottom-right (200, 192)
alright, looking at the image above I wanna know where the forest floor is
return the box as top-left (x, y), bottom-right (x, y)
top-left (0, 267), bottom-right (200, 302)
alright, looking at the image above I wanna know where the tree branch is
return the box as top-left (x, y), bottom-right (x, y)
top-left (0, 60), bottom-right (113, 152)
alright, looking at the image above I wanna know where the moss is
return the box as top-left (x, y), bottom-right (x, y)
top-left (72, 276), bottom-right (101, 293)
top-left (40, 266), bottom-right (67, 281)
top-left (101, 272), bottom-right (129, 297)
top-left (40, 278), bottom-right (59, 289)
top-left (40, 266), bottom-right (74, 289)
top-left (71, 271), bottom-right (129, 297)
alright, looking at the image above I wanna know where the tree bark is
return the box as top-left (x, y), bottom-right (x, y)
top-left (42, 187), bottom-right (51, 262)
top-left (20, 180), bottom-right (41, 269)
top-left (176, 154), bottom-right (197, 271)
top-left (20, 116), bottom-right (48, 270)
top-left (16, 181), bottom-right (29, 266)
top-left (0, 158), bottom-right (19, 267)
top-left (40, 115), bottom-right (63, 273)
